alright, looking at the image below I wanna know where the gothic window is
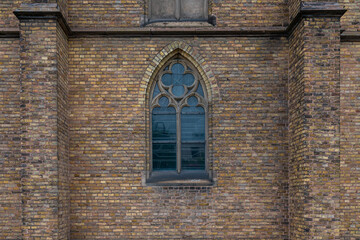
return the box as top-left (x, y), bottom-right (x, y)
top-left (150, 56), bottom-right (208, 176)
top-left (148, 0), bottom-right (208, 23)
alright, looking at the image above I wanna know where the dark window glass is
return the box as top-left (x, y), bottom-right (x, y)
top-left (153, 143), bottom-right (177, 170)
top-left (181, 143), bottom-right (205, 170)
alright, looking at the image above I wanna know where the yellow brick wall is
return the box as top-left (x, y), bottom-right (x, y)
top-left (69, 37), bottom-right (289, 239)
top-left (340, 41), bottom-right (360, 238)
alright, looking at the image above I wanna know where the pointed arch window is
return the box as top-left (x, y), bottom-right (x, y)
top-left (149, 55), bottom-right (209, 181)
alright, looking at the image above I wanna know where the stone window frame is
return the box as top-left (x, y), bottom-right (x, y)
top-left (146, 55), bottom-right (212, 186)
top-left (144, 0), bottom-right (216, 26)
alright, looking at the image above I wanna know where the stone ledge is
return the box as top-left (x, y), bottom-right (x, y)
top-left (13, 3), bottom-right (60, 19)
top-left (0, 28), bottom-right (19, 38)
top-left (146, 170), bottom-right (213, 186)
top-left (341, 31), bottom-right (360, 42)
top-left (300, 2), bottom-right (347, 17)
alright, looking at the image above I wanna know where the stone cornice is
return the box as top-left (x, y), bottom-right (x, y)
top-left (0, 28), bottom-right (19, 38)
top-left (287, 2), bottom-right (347, 36)
top-left (13, 3), bottom-right (71, 36)
top-left (341, 31), bottom-right (360, 42)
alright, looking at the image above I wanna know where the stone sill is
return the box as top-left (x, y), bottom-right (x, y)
top-left (146, 170), bottom-right (213, 186)
top-left (145, 21), bottom-right (214, 28)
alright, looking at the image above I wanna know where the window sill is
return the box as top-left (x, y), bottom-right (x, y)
top-left (145, 21), bottom-right (214, 28)
top-left (146, 170), bottom-right (213, 186)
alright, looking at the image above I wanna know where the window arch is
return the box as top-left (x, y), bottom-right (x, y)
top-left (150, 55), bottom-right (208, 175)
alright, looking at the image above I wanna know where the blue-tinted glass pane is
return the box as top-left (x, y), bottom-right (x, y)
top-left (182, 106), bottom-right (205, 114)
top-left (153, 143), bottom-right (176, 170)
top-left (152, 83), bottom-right (160, 99)
top-left (152, 113), bottom-right (176, 141)
top-left (162, 73), bottom-right (172, 86)
top-left (173, 73), bottom-right (182, 84)
top-left (158, 96), bottom-right (169, 107)
top-left (172, 63), bottom-right (185, 74)
top-left (164, 65), bottom-right (170, 71)
top-left (181, 112), bottom-right (205, 141)
top-left (183, 73), bottom-right (195, 86)
top-left (172, 85), bottom-right (184, 97)
top-left (196, 84), bottom-right (204, 97)
top-left (187, 96), bottom-right (198, 106)
top-left (152, 106), bottom-right (176, 114)
top-left (181, 143), bottom-right (205, 170)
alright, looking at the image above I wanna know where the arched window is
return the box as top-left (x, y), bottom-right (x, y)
top-left (150, 55), bottom-right (208, 177)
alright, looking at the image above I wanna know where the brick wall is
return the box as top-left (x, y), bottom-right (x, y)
top-left (69, 37), bottom-right (289, 239)
top-left (210, 0), bottom-right (289, 27)
top-left (57, 0), bottom-right (68, 20)
top-left (0, 0), bottom-right (30, 28)
top-left (340, 0), bottom-right (360, 32)
top-left (0, 39), bottom-right (22, 240)
top-left (57, 22), bottom-right (70, 240)
top-left (68, 0), bottom-right (143, 29)
top-left (340, 42), bottom-right (360, 239)
top-left (289, 0), bottom-right (301, 20)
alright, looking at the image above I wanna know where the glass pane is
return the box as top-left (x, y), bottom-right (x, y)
top-left (182, 106), bottom-right (205, 114)
top-left (172, 63), bottom-right (185, 74)
top-left (196, 83), bottom-right (204, 97)
top-left (181, 110), bottom-right (205, 141)
top-left (152, 107), bottom-right (176, 115)
top-left (187, 96), bottom-right (198, 106)
top-left (158, 96), bottom-right (169, 107)
top-left (152, 83), bottom-right (160, 99)
top-left (181, 0), bottom-right (207, 20)
top-left (150, 0), bottom-right (176, 20)
top-left (181, 143), bottom-right (205, 170)
top-left (152, 113), bottom-right (176, 141)
top-left (172, 85), bottom-right (184, 97)
top-left (183, 73), bottom-right (195, 86)
top-left (162, 73), bottom-right (172, 86)
top-left (153, 143), bottom-right (176, 170)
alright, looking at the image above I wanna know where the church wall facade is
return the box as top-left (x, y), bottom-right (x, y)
top-left (0, 0), bottom-right (359, 239)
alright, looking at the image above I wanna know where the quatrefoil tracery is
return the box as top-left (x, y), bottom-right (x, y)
top-left (151, 58), bottom-right (207, 111)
